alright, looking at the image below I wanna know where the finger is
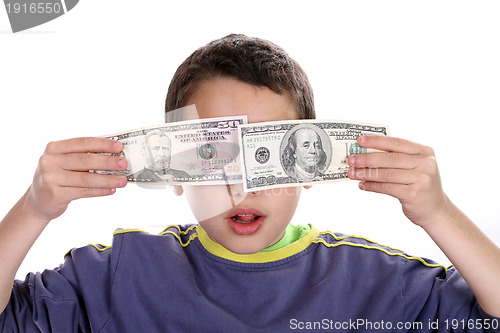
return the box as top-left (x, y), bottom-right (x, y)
top-left (63, 187), bottom-right (118, 200)
top-left (358, 136), bottom-right (435, 156)
top-left (58, 170), bottom-right (127, 189)
top-left (348, 167), bottom-right (419, 184)
top-left (358, 181), bottom-right (409, 200)
top-left (45, 137), bottom-right (123, 155)
top-left (348, 152), bottom-right (426, 170)
top-left (58, 153), bottom-right (127, 172)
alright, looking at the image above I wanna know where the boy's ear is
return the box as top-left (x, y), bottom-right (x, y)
top-left (303, 185), bottom-right (312, 190)
top-left (171, 185), bottom-right (184, 196)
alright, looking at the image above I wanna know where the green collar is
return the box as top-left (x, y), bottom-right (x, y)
top-left (262, 224), bottom-right (312, 252)
top-left (196, 224), bottom-right (319, 263)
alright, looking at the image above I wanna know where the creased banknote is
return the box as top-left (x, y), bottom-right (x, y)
top-left (97, 115), bottom-right (247, 185)
top-left (238, 120), bottom-right (390, 191)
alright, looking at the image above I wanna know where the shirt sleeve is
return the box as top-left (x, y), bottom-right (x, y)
top-left (0, 242), bottom-right (119, 332)
top-left (402, 260), bottom-right (500, 333)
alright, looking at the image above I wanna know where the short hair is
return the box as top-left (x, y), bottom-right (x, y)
top-left (165, 34), bottom-right (315, 120)
top-left (282, 128), bottom-right (327, 171)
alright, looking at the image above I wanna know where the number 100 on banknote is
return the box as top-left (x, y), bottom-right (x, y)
top-left (238, 120), bottom-right (390, 192)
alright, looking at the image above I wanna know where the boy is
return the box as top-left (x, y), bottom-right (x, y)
top-left (0, 34), bottom-right (499, 332)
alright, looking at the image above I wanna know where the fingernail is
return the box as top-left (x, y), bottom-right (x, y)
top-left (119, 178), bottom-right (126, 187)
top-left (118, 158), bottom-right (125, 169)
top-left (113, 142), bottom-right (122, 151)
top-left (359, 182), bottom-right (365, 190)
top-left (348, 167), bottom-right (355, 179)
top-left (348, 155), bottom-right (356, 166)
top-left (110, 188), bottom-right (116, 194)
top-left (358, 136), bottom-right (366, 145)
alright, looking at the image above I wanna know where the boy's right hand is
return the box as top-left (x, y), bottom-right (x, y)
top-left (24, 137), bottom-right (128, 223)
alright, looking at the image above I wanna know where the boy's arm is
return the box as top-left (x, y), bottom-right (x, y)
top-left (348, 135), bottom-right (500, 317)
top-left (0, 137), bottom-right (127, 313)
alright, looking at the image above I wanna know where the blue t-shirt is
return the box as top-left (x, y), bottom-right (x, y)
top-left (1, 224), bottom-right (498, 332)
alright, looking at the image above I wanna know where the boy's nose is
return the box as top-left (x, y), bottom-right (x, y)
top-left (226, 184), bottom-right (258, 200)
top-left (227, 183), bottom-right (245, 197)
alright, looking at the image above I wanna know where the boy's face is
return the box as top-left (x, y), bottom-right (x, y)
top-left (180, 77), bottom-right (303, 254)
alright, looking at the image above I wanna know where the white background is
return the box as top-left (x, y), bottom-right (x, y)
top-left (0, 1), bottom-right (499, 280)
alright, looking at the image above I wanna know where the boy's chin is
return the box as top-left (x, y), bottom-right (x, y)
top-left (212, 233), bottom-right (271, 254)
top-left (223, 242), bottom-right (266, 255)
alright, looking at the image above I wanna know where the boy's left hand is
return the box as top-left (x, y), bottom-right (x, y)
top-left (347, 135), bottom-right (450, 229)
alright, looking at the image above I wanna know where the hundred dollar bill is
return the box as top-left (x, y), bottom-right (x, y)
top-left (238, 120), bottom-right (390, 191)
top-left (97, 115), bottom-right (247, 185)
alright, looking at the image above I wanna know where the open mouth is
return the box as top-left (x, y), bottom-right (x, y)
top-left (231, 214), bottom-right (261, 224)
top-left (226, 208), bottom-right (265, 235)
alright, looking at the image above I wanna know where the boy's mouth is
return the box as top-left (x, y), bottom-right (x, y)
top-left (225, 208), bottom-right (265, 235)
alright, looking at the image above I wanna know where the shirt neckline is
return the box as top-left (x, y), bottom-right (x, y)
top-left (196, 225), bottom-right (320, 263)
top-left (261, 223), bottom-right (312, 252)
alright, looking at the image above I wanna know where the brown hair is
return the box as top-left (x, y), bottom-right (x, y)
top-left (165, 34), bottom-right (315, 120)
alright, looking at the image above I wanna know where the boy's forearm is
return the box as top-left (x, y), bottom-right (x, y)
top-left (0, 188), bottom-right (49, 313)
top-left (423, 196), bottom-right (500, 317)
top-left (0, 138), bottom-right (125, 313)
top-left (349, 136), bottom-right (500, 316)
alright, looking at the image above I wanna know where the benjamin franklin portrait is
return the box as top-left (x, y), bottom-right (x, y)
top-left (280, 124), bottom-right (331, 182)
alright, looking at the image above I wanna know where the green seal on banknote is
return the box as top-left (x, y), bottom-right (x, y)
top-left (349, 142), bottom-right (367, 154)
